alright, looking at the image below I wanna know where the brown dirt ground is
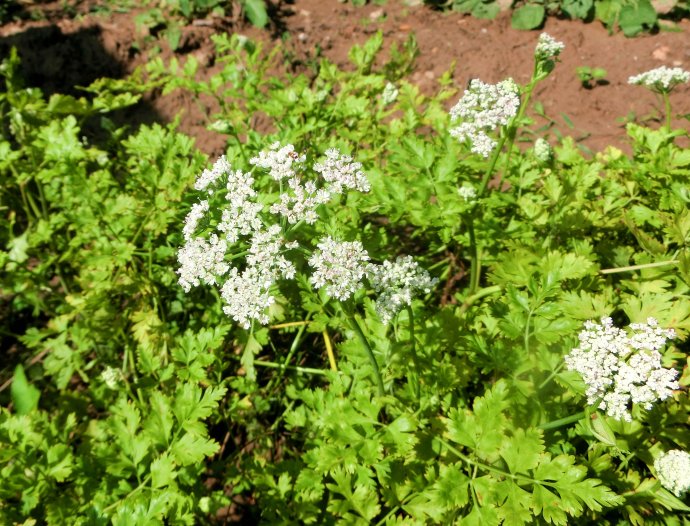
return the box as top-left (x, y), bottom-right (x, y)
top-left (1, 0), bottom-right (689, 157)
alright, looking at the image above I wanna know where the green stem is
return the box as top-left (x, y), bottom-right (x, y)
top-left (348, 313), bottom-right (385, 397)
top-left (662, 91), bottom-right (672, 131)
top-left (538, 410), bottom-right (586, 431)
top-left (266, 315), bottom-right (311, 392)
top-left (466, 217), bottom-right (481, 296)
top-left (600, 260), bottom-right (677, 274)
top-left (477, 134), bottom-right (507, 198)
top-left (459, 285), bottom-right (501, 314)
top-left (231, 130), bottom-right (248, 165)
top-left (437, 437), bottom-right (546, 487)
top-left (103, 474), bottom-right (151, 513)
top-left (255, 360), bottom-right (330, 376)
top-left (524, 309), bottom-right (534, 355)
top-left (406, 306), bottom-right (421, 402)
top-left (538, 362), bottom-right (565, 390)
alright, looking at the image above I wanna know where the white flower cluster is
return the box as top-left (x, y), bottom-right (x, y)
top-left (101, 367), bottom-right (122, 390)
top-left (178, 145), bottom-right (375, 327)
top-left (249, 142), bottom-right (305, 181)
top-left (308, 237), bottom-right (370, 301)
top-left (449, 79), bottom-right (520, 158)
top-left (313, 148), bottom-right (371, 194)
top-left (382, 82), bottom-right (399, 105)
top-left (367, 256), bottom-right (437, 324)
top-left (535, 32), bottom-right (565, 60)
top-left (458, 185), bottom-right (477, 202)
top-left (270, 177), bottom-right (331, 225)
top-left (220, 225), bottom-right (296, 329)
top-left (182, 200), bottom-right (209, 241)
top-left (654, 450), bottom-right (690, 497)
top-left (628, 66), bottom-right (690, 93)
top-left (565, 317), bottom-right (678, 422)
top-left (533, 138), bottom-right (552, 163)
top-left (194, 155), bottom-right (231, 193)
top-left (177, 234), bottom-right (230, 292)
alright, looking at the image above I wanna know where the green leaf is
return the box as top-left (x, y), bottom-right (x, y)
top-left (495, 480), bottom-right (533, 525)
top-left (511, 4), bottom-right (545, 29)
top-left (446, 381), bottom-right (510, 461)
top-left (11, 364), bottom-right (40, 415)
top-left (144, 391), bottom-right (174, 447)
top-left (171, 432), bottom-right (220, 466)
top-left (430, 464), bottom-right (470, 509)
top-left (243, 0), bottom-right (268, 28)
top-left (151, 453), bottom-right (177, 488)
top-left (173, 383), bottom-right (227, 435)
top-left (500, 428), bottom-right (544, 474)
top-left (561, 0), bottom-right (593, 20)
top-left (46, 444), bottom-right (73, 482)
top-left (619, 0), bottom-right (657, 36)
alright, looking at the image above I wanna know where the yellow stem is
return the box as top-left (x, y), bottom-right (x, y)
top-left (269, 320), bottom-right (311, 329)
top-left (323, 330), bottom-right (337, 371)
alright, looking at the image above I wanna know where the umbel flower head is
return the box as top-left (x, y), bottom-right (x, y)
top-left (629, 66), bottom-right (690, 93)
top-left (308, 237), bottom-right (370, 302)
top-left (565, 317), bottom-right (678, 422)
top-left (367, 256), bottom-right (437, 324)
top-left (449, 78), bottom-right (520, 158)
top-left (179, 147), bottom-right (436, 329)
top-left (654, 450), bottom-right (690, 497)
top-left (535, 32), bottom-right (565, 61)
top-left (533, 137), bottom-right (552, 163)
top-left (177, 146), bottom-right (371, 328)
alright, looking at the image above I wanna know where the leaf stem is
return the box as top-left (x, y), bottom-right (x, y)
top-left (255, 360), bottom-right (331, 376)
top-left (538, 410), bottom-right (586, 430)
top-left (600, 260), bottom-right (677, 274)
top-left (347, 313), bottom-right (385, 397)
top-left (405, 306), bottom-right (421, 401)
top-left (662, 91), bottom-right (672, 131)
top-left (323, 329), bottom-right (337, 371)
top-left (459, 285), bottom-right (501, 314)
top-left (538, 362), bottom-right (565, 390)
top-left (269, 320), bottom-right (311, 329)
top-left (466, 216), bottom-right (481, 296)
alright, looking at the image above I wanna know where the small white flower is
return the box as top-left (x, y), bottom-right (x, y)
top-left (270, 175), bottom-right (332, 225)
top-left (382, 82), bottom-right (399, 105)
top-left (628, 66), bottom-right (690, 93)
top-left (565, 317), bottom-right (678, 422)
top-left (458, 185), bottom-right (477, 202)
top-left (195, 155), bottom-right (231, 193)
top-left (101, 367), bottom-right (121, 389)
top-left (535, 33), bottom-right (565, 60)
top-left (654, 450), bottom-right (690, 497)
top-left (533, 138), bottom-right (552, 163)
top-left (367, 256), bottom-right (437, 324)
top-left (220, 226), bottom-right (295, 329)
top-left (220, 266), bottom-right (275, 329)
top-left (309, 237), bottom-right (370, 301)
top-left (449, 79), bottom-right (520, 158)
top-left (249, 142), bottom-right (305, 181)
top-left (182, 200), bottom-right (209, 241)
top-left (177, 234), bottom-right (230, 292)
top-left (313, 148), bottom-right (371, 194)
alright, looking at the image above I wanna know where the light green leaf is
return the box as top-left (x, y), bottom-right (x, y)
top-left (243, 0), bottom-right (268, 28)
top-left (171, 432), bottom-right (220, 466)
top-left (500, 428), bottom-right (544, 474)
top-left (151, 453), bottom-right (176, 488)
top-left (11, 364), bottom-right (40, 415)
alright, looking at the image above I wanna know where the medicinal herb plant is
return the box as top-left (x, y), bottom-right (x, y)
top-left (1, 27), bottom-right (689, 526)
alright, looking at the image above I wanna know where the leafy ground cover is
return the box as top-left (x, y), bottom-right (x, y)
top-left (1, 3), bottom-right (690, 525)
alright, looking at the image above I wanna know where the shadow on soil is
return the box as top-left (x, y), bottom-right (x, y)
top-left (0, 22), bottom-right (163, 134)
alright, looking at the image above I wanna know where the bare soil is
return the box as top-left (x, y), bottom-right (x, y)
top-left (1, 0), bottom-right (689, 156)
